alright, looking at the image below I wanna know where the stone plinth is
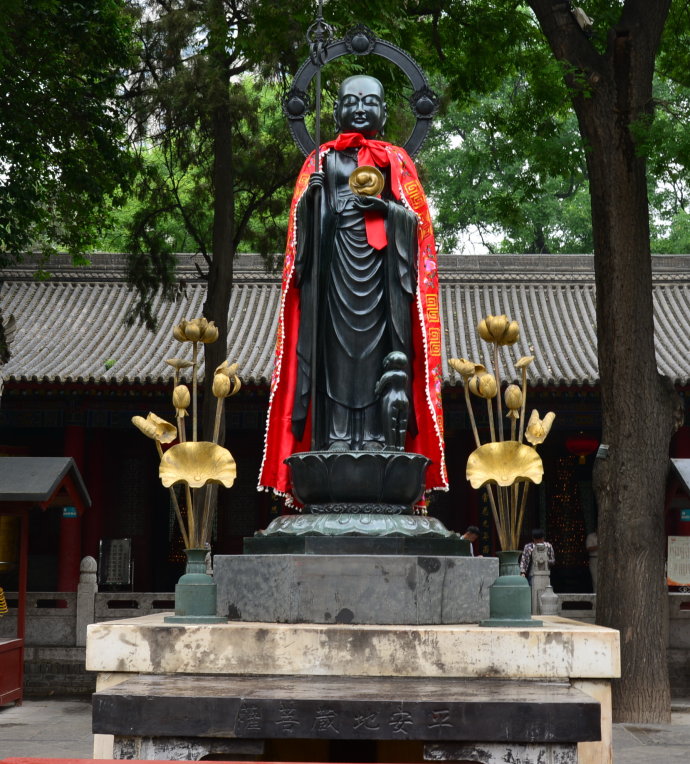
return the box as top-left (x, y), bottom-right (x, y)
top-left (86, 615), bottom-right (619, 679)
top-left (87, 614), bottom-right (619, 763)
top-left (214, 554), bottom-right (497, 624)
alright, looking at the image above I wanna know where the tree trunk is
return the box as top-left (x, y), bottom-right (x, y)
top-left (528, 1), bottom-right (680, 722)
top-left (574, 27), bottom-right (681, 726)
top-left (198, 0), bottom-right (236, 542)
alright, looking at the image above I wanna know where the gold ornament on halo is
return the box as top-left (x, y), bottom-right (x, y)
top-left (466, 441), bottom-right (544, 489)
top-left (349, 165), bottom-right (385, 196)
top-left (131, 412), bottom-right (177, 444)
top-left (159, 442), bottom-right (237, 489)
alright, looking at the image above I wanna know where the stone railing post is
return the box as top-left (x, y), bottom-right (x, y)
top-left (530, 542), bottom-right (551, 614)
top-left (76, 555), bottom-right (98, 647)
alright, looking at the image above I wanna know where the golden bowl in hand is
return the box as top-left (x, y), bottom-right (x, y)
top-left (349, 165), bottom-right (385, 196)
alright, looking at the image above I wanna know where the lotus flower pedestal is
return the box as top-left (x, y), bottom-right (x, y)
top-left (251, 450), bottom-right (463, 547)
top-left (164, 548), bottom-right (226, 624)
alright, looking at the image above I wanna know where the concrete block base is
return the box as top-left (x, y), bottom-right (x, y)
top-left (214, 554), bottom-right (498, 624)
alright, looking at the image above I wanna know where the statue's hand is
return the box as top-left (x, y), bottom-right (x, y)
top-left (308, 172), bottom-right (325, 195)
top-left (353, 195), bottom-right (388, 215)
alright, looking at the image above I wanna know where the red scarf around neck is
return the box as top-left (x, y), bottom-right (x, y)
top-left (320, 133), bottom-right (403, 249)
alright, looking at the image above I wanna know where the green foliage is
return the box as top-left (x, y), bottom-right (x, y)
top-left (0, 0), bottom-right (137, 263)
top-left (423, 75), bottom-right (592, 254)
top-left (116, 0), bottom-right (442, 325)
top-left (415, 2), bottom-right (690, 255)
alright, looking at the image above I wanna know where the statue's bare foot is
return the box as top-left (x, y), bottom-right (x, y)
top-left (363, 440), bottom-right (384, 452)
top-left (327, 440), bottom-right (349, 452)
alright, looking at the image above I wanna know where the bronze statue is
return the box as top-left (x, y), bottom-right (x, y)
top-left (259, 72), bottom-right (447, 505)
top-left (292, 75), bottom-right (418, 451)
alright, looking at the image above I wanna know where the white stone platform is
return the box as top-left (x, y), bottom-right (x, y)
top-left (87, 614), bottom-right (620, 763)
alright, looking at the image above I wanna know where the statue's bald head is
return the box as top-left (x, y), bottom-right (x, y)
top-left (334, 75), bottom-right (387, 137)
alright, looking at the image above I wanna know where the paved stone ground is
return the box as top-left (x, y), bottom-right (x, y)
top-left (0, 698), bottom-right (93, 759)
top-left (612, 701), bottom-right (690, 763)
top-left (1, 697), bottom-right (690, 761)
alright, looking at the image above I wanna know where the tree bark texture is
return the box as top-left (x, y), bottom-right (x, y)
top-left (529, 1), bottom-right (681, 723)
top-left (202, 0), bottom-right (235, 449)
top-left (198, 0), bottom-right (236, 539)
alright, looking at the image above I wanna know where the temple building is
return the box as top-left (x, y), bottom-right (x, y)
top-left (1, 253), bottom-right (689, 594)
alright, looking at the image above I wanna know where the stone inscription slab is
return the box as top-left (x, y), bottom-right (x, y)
top-left (92, 674), bottom-right (600, 744)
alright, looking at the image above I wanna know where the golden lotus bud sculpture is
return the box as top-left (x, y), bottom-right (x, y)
top-left (132, 316), bottom-right (242, 550)
top-left (504, 384), bottom-right (522, 419)
top-left (173, 385), bottom-right (191, 416)
top-left (478, 314), bottom-right (520, 346)
top-left (212, 373), bottom-right (232, 399)
top-left (449, 357), bottom-right (476, 380)
top-left (173, 317), bottom-right (219, 344)
top-left (450, 314), bottom-right (555, 551)
top-left (478, 373), bottom-right (498, 399)
top-left (132, 413), bottom-right (177, 444)
top-left (525, 410), bottom-right (556, 446)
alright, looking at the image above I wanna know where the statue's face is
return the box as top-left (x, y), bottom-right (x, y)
top-left (334, 76), bottom-right (387, 137)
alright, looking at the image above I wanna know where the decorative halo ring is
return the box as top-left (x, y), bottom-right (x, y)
top-left (283, 25), bottom-right (439, 158)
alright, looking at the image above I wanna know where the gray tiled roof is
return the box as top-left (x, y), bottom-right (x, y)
top-left (2, 253), bottom-right (690, 387)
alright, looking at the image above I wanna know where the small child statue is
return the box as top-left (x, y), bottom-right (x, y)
top-left (375, 351), bottom-right (410, 452)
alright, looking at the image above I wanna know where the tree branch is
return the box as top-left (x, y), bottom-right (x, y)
top-left (527, 1), bottom-right (606, 88)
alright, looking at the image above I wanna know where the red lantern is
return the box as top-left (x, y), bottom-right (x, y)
top-left (566, 434), bottom-right (599, 464)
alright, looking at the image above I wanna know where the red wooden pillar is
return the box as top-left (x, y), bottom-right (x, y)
top-left (58, 426), bottom-right (85, 591)
top-left (83, 429), bottom-right (105, 559)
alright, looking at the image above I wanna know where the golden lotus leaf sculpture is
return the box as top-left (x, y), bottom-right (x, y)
top-left (159, 441), bottom-right (237, 488)
top-left (466, 441), bottom-right (544, 489)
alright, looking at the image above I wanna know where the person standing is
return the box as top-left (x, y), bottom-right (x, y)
top-left (461, 525), bottom-right (480, 556)
top-left (520, 528), bottom-right (555, 583)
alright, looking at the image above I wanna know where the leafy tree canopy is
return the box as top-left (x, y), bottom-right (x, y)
top-left (415, 2), bottom-right (690, 255)
top-left (0, 0), bottom-right (137, 264)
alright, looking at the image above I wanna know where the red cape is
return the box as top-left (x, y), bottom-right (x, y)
top-left (258, 137), bottom-right (448, 505)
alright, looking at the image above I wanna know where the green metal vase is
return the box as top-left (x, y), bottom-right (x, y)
top-left (480, 550), bottom-right (542, 628)
top-left (164, 547), bottom-right (226, 624)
